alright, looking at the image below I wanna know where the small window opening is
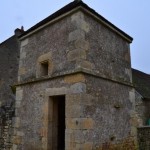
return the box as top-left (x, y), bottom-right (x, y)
top-left (40, 60), bottom-right (49, 76)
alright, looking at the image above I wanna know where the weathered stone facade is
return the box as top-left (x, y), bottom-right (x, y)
top-left (0, 1), bottom-right (150, 150)
top-left (138, 127), bottom-right (150, 150)
top-left (12, 2), bottom-right (138, 149)
top-left (0, 33), bottom-right (20, 106)
top-left (0, 29), bottom-right (23, 149)
top-left (132, 69), bottom-right (150, 149)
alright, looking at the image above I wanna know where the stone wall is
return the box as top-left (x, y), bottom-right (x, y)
top-left (138, 127), bottom-right (150, 150)
top-left (18, 13), bottom-right (76, 83)
top-left (12, 75), bottom-right (87, 149)
top-left (0, 30), bottom-right (22, 149)
top-left (18, 10), bottom-right (132, 85)
top-left (13, 74), bottom-right (138, 150)
top-left (0, 35), bottom-right (20, 106)
top-left (135, 91), bottom-right (146, 126)
top-left (135, 91), bottom-right (150, 126)
top-left (84, 12), bottom-right (132, 84)
top-left (84, 75), bottom-right (137, 149)
top-left (0, 105), bottom-right (15, 149)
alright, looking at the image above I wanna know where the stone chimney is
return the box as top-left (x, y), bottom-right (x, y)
top-left (14, 26), bottom-right (24, 37)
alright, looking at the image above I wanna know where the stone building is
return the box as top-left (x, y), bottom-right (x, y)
top-left (0, 29), bottom-right (24, 149)
top-left (0, 0), bottom-right (150, 150)
top-left (133, 69), bottom-right (150, 125)
top-left (132, 69), bottom-right (150, 149)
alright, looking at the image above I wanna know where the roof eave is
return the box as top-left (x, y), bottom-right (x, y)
top-left (19, 7), bottom-right (80, 40)
top-left (81, 7), bottom-right (133, 43)
top-left (19, 3), bottom-right (133, 43)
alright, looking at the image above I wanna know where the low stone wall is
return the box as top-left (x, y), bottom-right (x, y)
top-left (0, 105), bottom-right (15, 149)
top-left (138, 126), bottom-right (150, 150)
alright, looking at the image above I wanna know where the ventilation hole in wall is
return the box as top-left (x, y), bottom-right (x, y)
top-left (40, 60), bottom-right (49, 76)
top-left (76, 120), bottom-right (79, 125)
top-left (110, 135), bottom-right (116, 141)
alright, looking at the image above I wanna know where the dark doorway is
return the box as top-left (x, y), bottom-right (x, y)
top-left (50, 96), bottom-right (65, 150)
top-left (57, 96), bottom-right (65, 150)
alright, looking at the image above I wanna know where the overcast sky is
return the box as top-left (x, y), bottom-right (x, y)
top-left (0, 0), bottom-right (150, 74)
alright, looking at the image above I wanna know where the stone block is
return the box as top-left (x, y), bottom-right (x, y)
top-left (16, 86), bottom-right (22, 91)
top-left (69, 29), bottom-right (85, 42)
top-left (73, 130), bottom-right (85, 143)
top-left (129, 89), bottom-right (135, 104)
top-left (65, 141), bottom-right (76, 150)
top-left (75, 143), bottom-right (82, 150)
top-left (21, 38), bottom-right (29, 47)
top-left (20, 51), bottom-right (26, 59)
top-left (66, 105), bottom-right (83, 118)
top-left (14, 117), bottom-right (20, 128)
top-left (66, 118), bottom-right (81, 129)
top-left (77, 60), bottom-right (94, 70)
top-left (71, 11), bottom-right (84, 23)
top-left (131, 126), bottom-right (137, 137)
top-left (18, 76), bottom-right (20, 82)
top-left (45, 87), bottom-right (68, 96)
top-left (67, 49), bottom-right (86, 61)
top-left (42, 101), bottom-right (49, 128)
top-left (18, 67), bottom-right (26, 75)
top-left (66, 94), bottom-right (94, 110)
top-left (15, 101), bottom-right (21, 108)
top-left (17, 131), bottom-right (24, 136)
top-left (12, 136), bottom-right (22, 144)
top-left (13, 127), bottom-right (17, 136)
top-left (82, 118), bottom-right (94, 129)
top-left (81, 20), bottom-right (90, 33)
top-left (16, 90), bottom-right (23, 101)
top-left (12, 144), bottom-right (17, 150)
top-left (41, 137), bottom-right (47, 148)
top-left (82, 142), bottom-right (93, 150)
top-left (40, 127), bottom-right (48, 138)
top-left (66, 118), bottom-right (94, 130)
top-left (65, 129), bottom-right (74, 145)
top-left (66, 94), bottom-right (81, 107)
top-left (75, 39), bottom-right (89, 50)
top-left (71, 11), bottom-right (89, 32)
top-left (37, 52), bottom-right (52, 63)
top-left (80, 94), bottom-right (94, 106)
top-left (125, 68), bottom-right (132, 82)
top-left (64, 74), bottom-right (85, 84)
top-left (70, 82), bottom-right (86, 94)
top-left (125, 49), bottom-right (130, 62)
top-left (45, 82), bottom-right (86, 99)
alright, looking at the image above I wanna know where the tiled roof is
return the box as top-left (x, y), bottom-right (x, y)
top-left (20, 0), bottom-right (133, 42)
top-left (132, 69), bottom-right (150, 99)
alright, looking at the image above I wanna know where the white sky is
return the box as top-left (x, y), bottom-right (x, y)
top-left (0, 0), bottom-right (150, 73)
